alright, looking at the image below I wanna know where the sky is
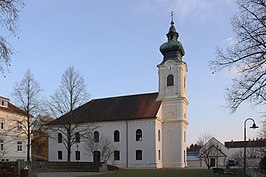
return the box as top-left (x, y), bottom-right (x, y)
top-left (0, 0), bottom-right (265, 146)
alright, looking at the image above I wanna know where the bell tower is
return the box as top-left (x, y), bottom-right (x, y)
top-left (157, 18), bottom-right (189, 168)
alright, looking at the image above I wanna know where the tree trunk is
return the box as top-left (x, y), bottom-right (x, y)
top-left (67, 129), bottom-right (71, 162)
top-left (27, 113), bottom-right (31, 163)
top-left (67, 147), bottom-right (71, 162)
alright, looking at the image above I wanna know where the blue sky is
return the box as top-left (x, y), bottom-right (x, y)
top-left (1, 0), bottom-right (264, 145)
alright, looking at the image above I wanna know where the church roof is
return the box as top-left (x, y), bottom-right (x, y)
top-left (48, 92), bottom-right (161, 125)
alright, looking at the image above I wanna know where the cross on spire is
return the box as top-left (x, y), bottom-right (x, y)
top-left (170, 11), bottom-right (175, 24)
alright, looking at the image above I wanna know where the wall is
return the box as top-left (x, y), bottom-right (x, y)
top-left (48, 118), bottom-right (160, 168)
top-left (0, 110), bottom-right (27, 162)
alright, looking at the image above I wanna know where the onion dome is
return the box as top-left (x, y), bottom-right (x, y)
top-left (159, 21), bottom-right (185, 63)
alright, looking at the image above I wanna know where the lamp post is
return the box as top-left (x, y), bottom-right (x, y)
top-left (243, 118), bottom-right (259, 177)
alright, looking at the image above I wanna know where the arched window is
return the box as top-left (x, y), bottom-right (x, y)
top-left (114, 130), bottom-right (120, 142)
top-left (158, 130), bottom-right (161, 142)
top-left (75, 132), bottom-right (80, 143)
top-left (58, 133), bottom-right (62, 143)
top-left (136, 150), bottom-right (142, 160)
top-left (94, 131), bottom-right (99, 142)
top-left (167, 74), bottom-right (174, 86)
top-left (136, 129), bottom-right (142, 141)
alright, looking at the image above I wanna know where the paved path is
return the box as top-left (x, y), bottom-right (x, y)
top-left (37, 172), bottom-right (104, 177)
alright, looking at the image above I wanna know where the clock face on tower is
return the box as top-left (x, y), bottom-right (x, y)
top-left (166, 62), bottom-right (175, 71)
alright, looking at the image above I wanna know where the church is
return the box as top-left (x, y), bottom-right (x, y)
top-left (48, 20), bottom-right (189, 168)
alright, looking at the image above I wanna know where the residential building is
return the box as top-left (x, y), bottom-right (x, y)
top-left (225, 139), bottom-right (266, 167)
top-left (199, 137), bottom-right (228, 168)
top-left (31, 115), bottom-right (54, 161)
top-left (0, 96), bottom-right (28, 161)
top-left (48, 20), bottom-right (189, 168)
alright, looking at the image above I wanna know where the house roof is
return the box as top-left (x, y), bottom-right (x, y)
top-left (199, 145), bottom-right (227, 158)
top-left (48, 92), bottom-right (161, 125)
top-left (0, 101), bottom-right (27, 116)
top-left (199, 137), bottom-right (228, 157)
top-left (225, 139), bottom-right (266, 148)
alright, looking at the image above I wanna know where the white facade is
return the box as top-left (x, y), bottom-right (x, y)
top-left (0, 96), bottom-right (28, 162)
top-left (157, 60), bottom-right (188, 167)
top-left (49, 118), bottom-right (163, 168)
top-left (48, 20), bottom-right (188, 168)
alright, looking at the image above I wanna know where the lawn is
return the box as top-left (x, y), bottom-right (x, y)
top-left (82, 168), bottom-right (213, 177)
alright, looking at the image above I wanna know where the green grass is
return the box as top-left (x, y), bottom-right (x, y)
top-left (82, 168), bottom-right (213, 177)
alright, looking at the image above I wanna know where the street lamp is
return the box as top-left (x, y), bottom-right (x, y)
top-left (243, 118), bottom-right (259, 177)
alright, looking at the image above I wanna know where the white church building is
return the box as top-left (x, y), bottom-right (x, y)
top-left (48, 20), bottom-right (189, 168)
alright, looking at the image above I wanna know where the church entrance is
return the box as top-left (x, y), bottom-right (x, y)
top-left (93, 151), bottom-right (101, 162)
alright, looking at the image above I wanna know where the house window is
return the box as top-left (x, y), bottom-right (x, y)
top-left (58, 133), bottom-right (62, 143)
top-left (17, 121), bottom-right (22, 131)
top-left (75, 151), bottom-right (80, 161)
top-left (167, 74), bottom-right (174, 86)
top-left (158, 130), bottom-right (160, 142)
top-left (158, 150), bottom-right (161, 160)
top-left (136, 129), bottom-right (142, 141)
top-left (0, 139), bottom-right (3, 151)
top-left (17, 141), bottom-right (22, 152)
top-left (94, 131), bottom-right (99, 142)
top-left (75, 132), bottom-right (80, 143)
top-left (58, 151), bottom-right (62, 160)
top-left (114, 130), bottom-right (120, 142)
top-left (184, 131), bottom-right (186, 142)
top-left (136, 150), bottom-right (142, 160)
top-left (114, 150), bottom-right (120, 161)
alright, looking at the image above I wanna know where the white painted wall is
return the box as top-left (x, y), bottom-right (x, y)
top-left (157, 60), bottom-right (188, 168)
top-left (48, 118), bottom-right (161, 168)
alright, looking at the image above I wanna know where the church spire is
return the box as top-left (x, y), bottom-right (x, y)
top-left (167, 11), bottom-right (179, 41)
top-left (159, 14), bottom-right (185, 63)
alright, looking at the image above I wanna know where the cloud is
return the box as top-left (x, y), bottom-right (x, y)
top-left (134, 0), bottom-right (235, 22)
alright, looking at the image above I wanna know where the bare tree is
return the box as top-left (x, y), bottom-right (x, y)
top-left (0, 132), bottom-right (11, 160)
top-left (210, 0), bottom-right (266, 112)
top-left (0, 0), bottom-right (24, 74)
top-left (31, 115), bottom-right (54, 160)
top-left (197, 131), bottom-right (212, 146)
top-left (12, 69), bottom-right (42, 162)
top-left (231, 148), bottom-right (265, 177)
top-left (85, 134), bottom-right (116, 163)
top-left (49, 66), bottom-right (91, 162)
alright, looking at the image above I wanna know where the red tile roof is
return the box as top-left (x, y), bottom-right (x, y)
top-left (0, 102), bottom-right (27, 116)
top-left (48, 92), bottom-right (161, 125)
